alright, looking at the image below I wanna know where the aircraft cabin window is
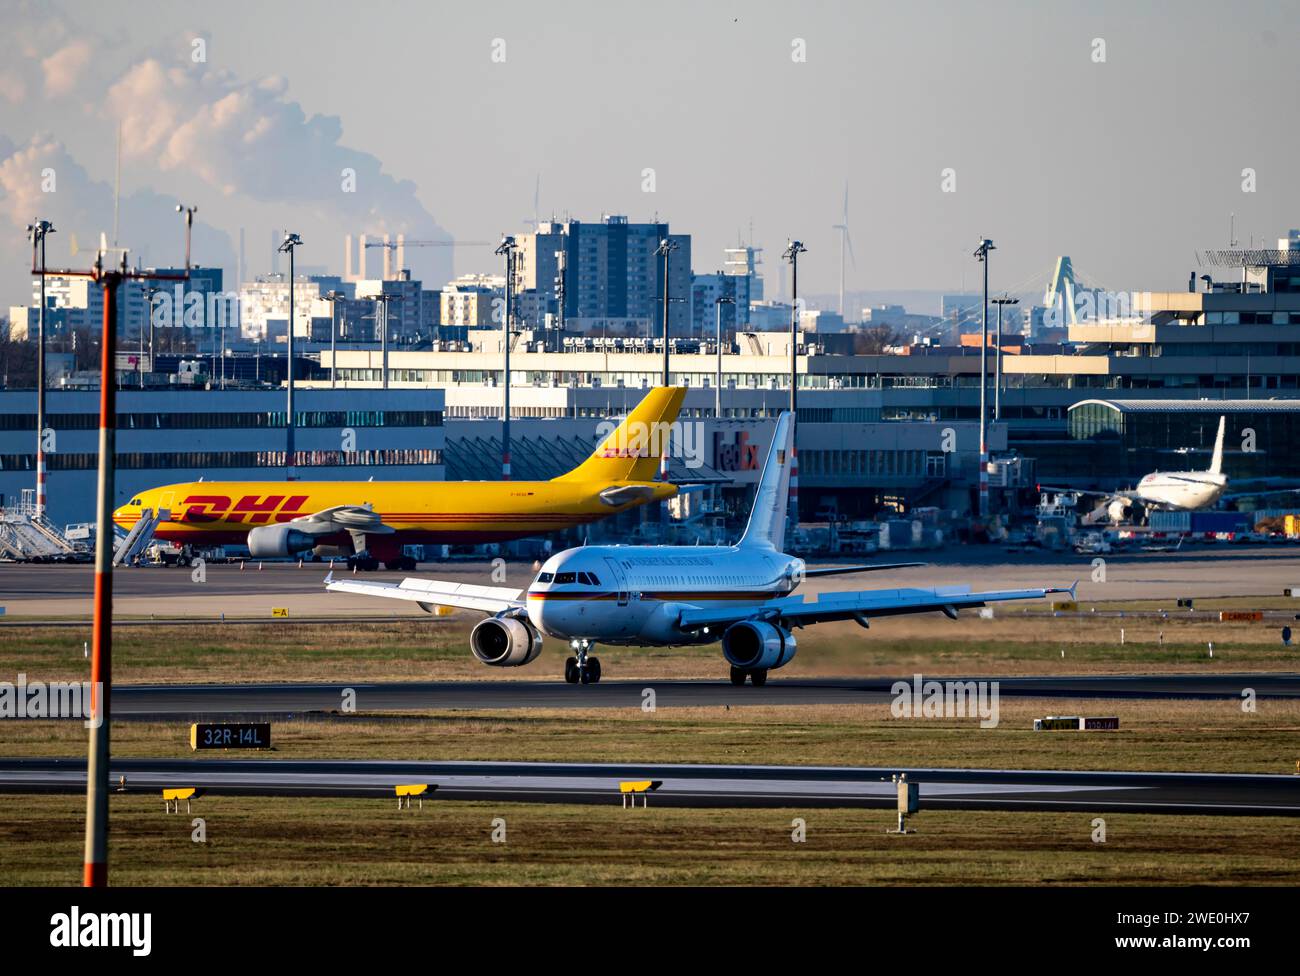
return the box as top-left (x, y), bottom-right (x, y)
top-left (537, 572), bottom-right (554, 583)
top-left (555, 572), bottom-right (577, 584)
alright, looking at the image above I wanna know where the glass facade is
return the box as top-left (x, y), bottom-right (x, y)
top-left (0, 449), bottom-right (442, 471)
top-left (1068, 403), bottom-right (1300, 481)
top-left (0, 410), bottom-right (442, 431)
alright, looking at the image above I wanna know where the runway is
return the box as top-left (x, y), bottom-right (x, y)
top-left (107, 672), bottom-right (1300, 716)
top-left (2, 757), bottom-right (1296, 814)
top-left (5, 547), bottom-right (1300, 619)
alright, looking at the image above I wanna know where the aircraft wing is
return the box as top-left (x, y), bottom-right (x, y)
top-left (324, 573), bottom-right (524, 615)
top-left (801, 562), bottom-right (926, 578)
top-left (677, 582), bottom-right (1077, 632)
top-left (1221, 486), bottom-right (1300, 501)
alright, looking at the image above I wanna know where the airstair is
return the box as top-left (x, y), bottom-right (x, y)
top-left (112, 507), bottom-right (169, 566)
top-left (0, 491), bottom-right (84, 561)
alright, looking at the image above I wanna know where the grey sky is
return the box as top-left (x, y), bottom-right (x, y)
top-left (2, 0), bottom-right (1296, 310)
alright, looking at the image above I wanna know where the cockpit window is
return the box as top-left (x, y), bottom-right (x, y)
top-left (130, 498), bottom-right (142, 506)
top-left (555, 572), bottom-right (577, 584)
top-left (537, 572), bottom-right (554, 583)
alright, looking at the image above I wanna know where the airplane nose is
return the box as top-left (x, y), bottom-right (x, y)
top-left (528, 596), bottom-right (563, 639)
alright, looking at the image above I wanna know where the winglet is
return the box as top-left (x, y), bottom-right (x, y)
top-left (1069, 579), bottom-right (1079, 600)
top-left (324, 571), bottom-right (334, 585)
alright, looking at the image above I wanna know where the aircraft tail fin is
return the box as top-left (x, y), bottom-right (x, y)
top-left (555, 386), bottom-right (686, 483)
top-left (737, 411), bottom-right (793, 551)
top-left (1209, 415), bottom-right (1226, 475)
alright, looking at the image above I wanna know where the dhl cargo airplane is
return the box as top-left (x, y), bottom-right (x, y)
top-left (329, 410), bottom-right (1074, 684)
top-left (113, 386), bottom-right (686, 570)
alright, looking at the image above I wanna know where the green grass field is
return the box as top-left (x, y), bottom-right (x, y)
top-left (3, 795), bottom-right (1296, 886)
top-left (2, 607), bottom-right (1298, 685)
top-left (2, 604), bottom-right (1298, 886)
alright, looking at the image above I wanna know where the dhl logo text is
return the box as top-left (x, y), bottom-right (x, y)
top-left (179, 494), bottom-right (310, 524)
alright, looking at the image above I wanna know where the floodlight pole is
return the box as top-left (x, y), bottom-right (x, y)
top-left (495, 236), bottom-right (517, 479)
top-left (992, 296), bottom-right (1019, 422)
top-left (715, 295), bottom-right (734, 419)
top-left (324, 291), bottom-right (345, 389)
top-left (278, 233), bottom-right (303, 478)
top-left (656, 238), bottom-right (679, 387)
top-left (973, 238), bottom-right (995, 518)
top-left (373, 293), bottom-right (402, 391)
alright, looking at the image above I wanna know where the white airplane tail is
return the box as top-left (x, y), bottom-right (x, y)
top-left (737, 412), bottom-right (793, 551)
top-left (1209, 415), bottom-right (1225, 475)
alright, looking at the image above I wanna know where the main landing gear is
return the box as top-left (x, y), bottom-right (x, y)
top-left (729, 665), bottom-right (768, 687)
top-left (564, 640), bottom-right (602, 685)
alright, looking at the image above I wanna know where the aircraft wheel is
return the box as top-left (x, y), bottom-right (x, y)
top-left (729, 666), bottom-right (747, 686)
top-left (579, 666), bottom-right (592, 685)
top-left (564, 658), bottom-right (579, 684)
top-left (588, 657), bottom-right (601, 683)
top-left (749, 669), bottom-right (768, 687)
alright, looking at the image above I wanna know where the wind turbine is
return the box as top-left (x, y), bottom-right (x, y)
top-left (523, 174), bottom-right (541, 229)
top-left (832, 181), bottom-right (856, 317)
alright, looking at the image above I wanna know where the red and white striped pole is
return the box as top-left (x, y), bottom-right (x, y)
top-left (83, 262), bottom-right (120, 887)
top-left (36, 227), bottom-right (47, 517)
top-left (35, 451), bottom-right (46, 516)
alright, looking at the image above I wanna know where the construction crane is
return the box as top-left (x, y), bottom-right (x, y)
top-left (349, 233), bottom-right (496, 280)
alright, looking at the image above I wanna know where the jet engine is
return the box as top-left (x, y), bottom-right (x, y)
top-left (721, 620), bottom-right (797, 671)
top-left (247, 523), bottom-right (318, 558)
top-left (470, 616), bottom-right (544, 667)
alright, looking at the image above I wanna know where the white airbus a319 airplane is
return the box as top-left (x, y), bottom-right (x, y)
top-left (327, 412), bottom-right (1074, 685)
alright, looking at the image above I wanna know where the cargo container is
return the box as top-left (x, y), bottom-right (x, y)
top-left (1188, 511), bottom-right (1252, 533)
top-left (1148, 511), bottom-right (1191, 533)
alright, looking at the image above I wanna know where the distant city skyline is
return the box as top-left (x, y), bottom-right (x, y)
top-left (1, 0), bottom-right (1296, 314)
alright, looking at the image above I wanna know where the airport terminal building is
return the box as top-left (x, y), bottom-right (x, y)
top-left (0, 389), bottom-right (445, 528)
top-left (1066, 398), bottom-right (1300, 488)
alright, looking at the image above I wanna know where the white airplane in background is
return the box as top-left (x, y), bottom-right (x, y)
top-left (327, 412), bottom-right (1074, 685)
top-left (1127, 415), bottom-right (1228, 512)
top-left (1042, 416), bottom-right (1230, 523)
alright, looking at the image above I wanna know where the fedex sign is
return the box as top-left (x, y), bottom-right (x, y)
top-left (714, 431), bottom-right (761, 472)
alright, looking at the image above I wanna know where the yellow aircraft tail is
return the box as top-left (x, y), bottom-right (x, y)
top-left (555, 386), bottom-right (687, 483)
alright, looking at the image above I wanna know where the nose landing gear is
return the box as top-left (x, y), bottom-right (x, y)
top-left (564, 640), bottom-right (602, 684)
